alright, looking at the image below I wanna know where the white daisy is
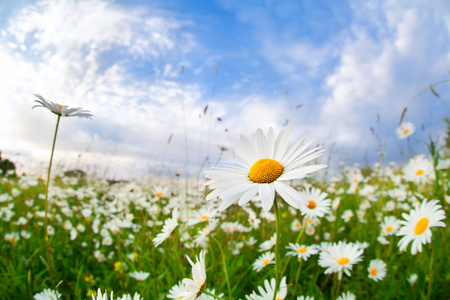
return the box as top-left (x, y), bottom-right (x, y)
top-left (380, 216), bottom-right (400, 236)
top-left (298, 187), bottom-right (331, 218)
top-left (167, 281), bottom-right (185, 299)
top-left (129, 271), bottom-right (150, 281)
top-left (367, 259), bottom-right (387, 282)
top-left (397, 199), bottom-right (446, 255)
top-left (33, 94), bottom-right (93, 118)
top-left (341, 210), bottom-right (354, 223)
top-left (285, 243), bottom-right (318, 261)
top-left (34, 289), bottom-right (61, 300)
top-left (205, 123), bottom-right (326, 211)
top-left (407, 273), bottom-right (418, 286)
top-left (182, 250), bottom-right (207, 299)
top-left (258, 233), bottom-right (276, 252)
top-left (116, 293), bottom-right (143, 300)
top-left (245, 277), bottom-right (287, 300)
top-left (318, 241), bottom-right (364, 280)
top-left (396, 122), bottom-right (415, 139)
top-left (153, 208), bottom-right (179, 248)
top-left (92, 289), bottom-right (113, 300)
top-left (291, 219), bottom-right (302, 231)
top-left (186, 205), bottom-right (218, 226)
top-left (402, 155), bottom-right (434, 184)
top-left (337, 291), bottom-right (356, 300)
top-left (253, 252), bottom-right (275, 272)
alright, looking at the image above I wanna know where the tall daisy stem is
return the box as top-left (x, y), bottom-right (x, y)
top-left (426, 248), bottom-right (434, 300)
top-left (44, 114), bottom-right (60, 285)
top-left (281, 220), bottom-right (307, 276)
top-left (211, 235), bottom-right (232, 298)
top-left (273, 199), bottom-right (281, 300)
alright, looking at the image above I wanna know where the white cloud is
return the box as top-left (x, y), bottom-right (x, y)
top-left (315, 1), bottom-right (450, 165)
top-left (1, 0), bottom-right (449, 179)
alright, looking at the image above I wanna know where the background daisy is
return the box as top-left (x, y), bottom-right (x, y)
top-left (397, 199), bottom-right (446, 255)
top-left (367, 259), bottom-right (387, 282)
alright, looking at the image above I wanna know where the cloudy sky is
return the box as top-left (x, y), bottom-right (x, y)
top-left (0, 0), bottom-right (449, 179)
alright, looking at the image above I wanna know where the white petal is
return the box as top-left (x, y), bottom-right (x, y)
top-left (279, 164), bottom-right (327, 181)
top-left (259, 184), bottom-right (275, 211)
top-left (273, 181), bottom-right (305, 208)
top-left (238, 186), bottom-right (259, 206)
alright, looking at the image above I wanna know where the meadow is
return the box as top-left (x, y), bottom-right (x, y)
top-left (1, 138), bottom-right (449, 300)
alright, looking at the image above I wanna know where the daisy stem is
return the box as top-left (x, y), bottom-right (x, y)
top-left (281, 219), bottom-right (307, 276)
top-left (202, 290), bottom-right (224, 300)
top-left (426, 248), bottom-right (434, 300)
top-left (43, 114), bottom-right (60, 285)
top-left (294, 258), bottom-right (303, 294)
top-left (273, 199), bottom-right (281, 300)
top-left (211, 235), bottom-right (232, 298)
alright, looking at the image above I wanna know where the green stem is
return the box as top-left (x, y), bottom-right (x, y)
top-left (44, 114), bottom-right (60, 285)
top-left (273, 199), bottom-right (281, 300)
top-left (294, 258), bottom-right (303, 294)
top-left (281, 219), bottom-right (307, 276)
top-left (202, 290), bottom-right (225, 300)
top-left (211, 235), bottom-right (232, 298)
top-left (426, 248), bottom-right (434, 300)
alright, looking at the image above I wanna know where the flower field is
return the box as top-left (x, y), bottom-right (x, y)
top-left (1, 122), bottom-right (449, 299)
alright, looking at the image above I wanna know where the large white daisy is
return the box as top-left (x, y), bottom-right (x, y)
top-left (397, 199), bottom-right (446, 255)
top-left (205, 123), bottom-right (326, 212)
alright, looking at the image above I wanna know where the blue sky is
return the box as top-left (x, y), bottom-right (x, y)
top-left (0, 0), bottom-right (449, 179)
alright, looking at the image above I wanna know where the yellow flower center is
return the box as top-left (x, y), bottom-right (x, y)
top-left (262, 259), bottom-right (269, 265)
top-left (295, 223), bottom-right (300, 228)
top-left (307, 200), bottom-right (317, 209)
top-left (338, 257), bottom-right (350, 265)
top-left (386, 226), bottom-right (393, 232)
top-left (415, 169), bottom-right (424, 176)
top-left (297, 247), bottom-right (307, 253)
top-left (403, 129), bottom-right (409, 134)
top-left (414, 217), bottom-right (429, 235)
top-left (200, 215), bottom-right (209, 220)
top-left (156, 192), bottom-right (163, 197)
top-left (370, 268), bottom-right (378, 276)
top-left (58, 104), bottom-right (63, 110)
top-left (249, 158), bottom-right (283, 183)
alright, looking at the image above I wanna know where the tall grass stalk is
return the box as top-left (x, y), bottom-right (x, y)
top-left (211, 235), bottom-right (232, 298)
